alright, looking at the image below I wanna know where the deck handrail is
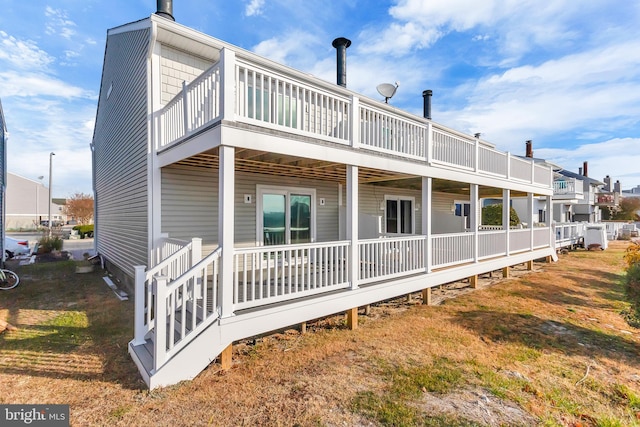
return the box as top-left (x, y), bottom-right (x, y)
top-left (154, 49), bottom-right (553, 189)
top-left (153, 247), bottom-right (222, 370)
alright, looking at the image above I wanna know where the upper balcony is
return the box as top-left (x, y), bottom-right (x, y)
top-left (596, 192), bottom-right (619, 207)
top-left (155, 48), bottom-right (553, 190)
top-left (553, 178), bottom-right (584, 200)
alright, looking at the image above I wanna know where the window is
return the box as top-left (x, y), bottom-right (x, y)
top-left (247, 84), bottom-right (298, 128)
top-left (385, 196), bottom-right (414, 234)
top-left (455, 201), bottom-right (471, 229)
top-left (257, 186), bottom-right (315, 245)
top-left (538, 209), bottom-right (546, 223)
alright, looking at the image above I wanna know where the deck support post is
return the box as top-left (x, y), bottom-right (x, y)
top-left (346, 307), bottom-right (358, 330)
top-left (526, 260), bottom-right (534, 270)
top-left (220, 343), bottom-right (233, 370)
top-left (503, 189), bottom-right (511, 255)
top-left (422, 177), bottom-right (432, 273)
top-left (153, 276), bottom-right (168, 372)
top-left (364, 305), bottom-right (371, 315)
top-left (528, 192), bottom-right (534, 251)
top-left (502, 266), bottom-right (510, 278)
top-left (133, 265), bottom-right (147, 346)
top-left (300, 322), bottom-right (307, 334)
top-left (546, 255), bottom-right (552, 263)
top-left (469, 275), bottom-right (479, 289)
top-left (422, 288), bottom-right (432, 305)
top-left (470, 184), bottom-right (479, 262)
top-left (219, 145), bottom-right (235, 318)
top-left (347, 165), bottom-right (359, 290)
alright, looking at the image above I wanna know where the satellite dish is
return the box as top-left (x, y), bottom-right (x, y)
top-left (376, 81), bottom-right (399, 103)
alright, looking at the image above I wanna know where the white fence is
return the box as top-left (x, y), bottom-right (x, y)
top-left (233, 241), bottom-right (350, 310)
top-left (358, 236), bottom-right (426, 284)
top-left (431, 232), bottom-right (475, 269)
top-left (154, 49), bottom-right (553, 189)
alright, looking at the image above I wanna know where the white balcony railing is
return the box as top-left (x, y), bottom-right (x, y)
top-left (156, 49), bottom-right (553, 189)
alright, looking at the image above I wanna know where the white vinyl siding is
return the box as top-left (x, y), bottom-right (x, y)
top-left (93, 28), bottom-right (150, 281)
top-left (160, 165), bottom-right (339, 249)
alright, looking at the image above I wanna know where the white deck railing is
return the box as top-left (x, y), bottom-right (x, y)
top-left (431, 232), bottom-right (475, 269)
top-left (233, 241), bottom-right (350, 310)
top-left (555, 223), bottom-right (585, 248)
top-left (235, 58), bottom-right (351, 144)
top-left (133, 237), bottom-right (201, 345)
top-left (155, 50), bottom-right (553, 189)
top-left (431, 127), bottom-right (475, 170)
top-left (358, 235), bottom-right (426, 284)
top-left (509, 229), bottom-right (531, 253)
top-left (153, 247), bottom-right (221, 371)
top-left (359, 102), bottom-right (427, 159)
top-left (478, 230), bottom-right (507, 260)
top-left (159, 63), bottom-right (222, 149)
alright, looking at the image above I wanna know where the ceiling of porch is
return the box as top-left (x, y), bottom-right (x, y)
top-left (174, 148), bottom-right (528, 197)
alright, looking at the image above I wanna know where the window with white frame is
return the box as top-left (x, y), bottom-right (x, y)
top-left (384, 196), bottom-right (414, 234)
top-left (454, 201), bottom-right (471, 229)
top-left (257, 185), bottom-right (315, 245)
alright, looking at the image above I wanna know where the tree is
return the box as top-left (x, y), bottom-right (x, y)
top-left (481, 204), bottom-right (520, 227)
top-left (612, 198), bottom-right (640, 221)
top-left (63, 192), bottom-right (94, 225)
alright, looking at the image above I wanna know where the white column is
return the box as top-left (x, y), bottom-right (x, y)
top-left (133, 265), bottom-right (147, 345)
top-left (219, 145), bottom-right (235, 318)
top-left (426, 122), bottom-right (433, 164)
top-left (350, 95), bottom-right (360, 149)
top-left (528, 192), bottom-right (534, 250)
top-left (422, 177), bottom-right (432, 273)
top-left (220, 48), bottom-right (236, 122)
top-left (470, 184), bottom-right (479, 262)
top-left (153, 276), bottom-right (168, 371)
top-left (503, 189), bottom-right (510, 255)
top-left (347, 165), bottom-right (359, 289)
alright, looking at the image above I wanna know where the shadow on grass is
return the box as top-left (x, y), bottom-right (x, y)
top-left (512, 269), bottom-right (627, 311)
top-left (0, 261), bottom-right (145, 390)
top-left (454, 310), bottom-right (640, 364)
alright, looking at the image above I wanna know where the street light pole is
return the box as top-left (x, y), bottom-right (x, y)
top-left (48, 152), bottom-right (55, 237)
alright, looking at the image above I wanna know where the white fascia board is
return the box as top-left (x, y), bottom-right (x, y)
top-left (220, 125), bottom-right (554, 195)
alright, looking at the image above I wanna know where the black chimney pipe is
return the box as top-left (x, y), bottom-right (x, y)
top-left (332, 37), bottom-right (351, 87)
top-left (583, 161), bottom-right (588, 177)
top-left (422, 90), bottom-right (432, 120)
top-left (156, 0), bottom-right (175, 21)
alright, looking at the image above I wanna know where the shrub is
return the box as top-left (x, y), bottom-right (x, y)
top-left (39, 235), bottom-right (64, 253)
top-left (623, 242), bottom-right (640, 321)
top-left (73, 224), bottom-right (94, 239)
top-left (481, 204), bottom-right (520, 227)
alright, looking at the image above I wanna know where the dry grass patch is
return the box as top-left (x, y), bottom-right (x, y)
top-left (1, 242), bottom-right (640, 426)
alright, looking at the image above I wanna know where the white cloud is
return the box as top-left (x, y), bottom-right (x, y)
top-left (435, 38), bottom-right (640, 154)
top-left (0, 31), bottom-right (53, 70)
top-left (44, 6), bottom-right (77, 40)
top-left (536, 138), bottom-right (640, 187)
top-left (0, 70), bottom-right (95, 99)
top-left (245, 0), bottom-right (265, 17)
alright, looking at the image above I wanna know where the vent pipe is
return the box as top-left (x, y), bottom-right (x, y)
top-left (614, 180), bottom-right (621, 193)
top-left (583, 161), bottom-right (588, 177)
top-left (423, 90), bottom-right (432, 120)
top-left (332, 37), bottom-right (351, 87)
top-left (579, 167), bottom-right (583, 175)
top-left (156, 0), bottom-right (175, 21)
top-left (525, 140), bottom-right (533, 158)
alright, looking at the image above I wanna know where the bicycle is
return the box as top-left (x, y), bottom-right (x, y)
top-left (0, 268), bottom-right (19, 290)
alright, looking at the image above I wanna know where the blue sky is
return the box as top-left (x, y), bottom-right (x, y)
top-left (1, 0), bottom-right (639, 197)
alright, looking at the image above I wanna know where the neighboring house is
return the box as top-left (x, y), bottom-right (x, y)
top-left (92, 3), bottom-right (557, 389)
top-left (0, 99), bottom-right (6, 262)
top-left (5, 172), bottom-right (64, 229)
top-left (555, 165), bottom-right (605, 223)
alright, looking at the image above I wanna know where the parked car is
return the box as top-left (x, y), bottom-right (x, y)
top-left (40, 220), bottom-right (64, 227)
top-left (5, 236), bottom-right (30, 258)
